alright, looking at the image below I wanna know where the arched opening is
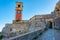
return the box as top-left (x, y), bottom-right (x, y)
top-left (49, 21), bottom-right (52, 28)
top-left (46, 21), bottom-right (52, 29)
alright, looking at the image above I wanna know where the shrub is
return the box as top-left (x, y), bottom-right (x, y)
top-left (0, 34), bottom-right (3, 40)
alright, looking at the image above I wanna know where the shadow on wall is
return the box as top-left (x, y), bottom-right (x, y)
top-left (54, 17), bottom-right (60, 29)
top-left (46, 21), bottom-right (52, 29)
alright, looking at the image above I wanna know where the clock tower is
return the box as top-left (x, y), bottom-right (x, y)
top-left (16, 2), bottom-right (23, 21)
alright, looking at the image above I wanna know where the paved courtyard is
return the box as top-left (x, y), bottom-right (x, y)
top-left (36, 29), bottom-right (60, 40)
top-left (54, 29), bottom-right (60, 40)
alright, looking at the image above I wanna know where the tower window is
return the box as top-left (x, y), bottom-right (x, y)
top-left (18, 5), bottom-right (20, 8)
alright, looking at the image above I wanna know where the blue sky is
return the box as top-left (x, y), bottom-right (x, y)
top-left (0, 0), bottom-right (59, 31)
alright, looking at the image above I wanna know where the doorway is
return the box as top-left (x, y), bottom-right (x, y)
top-left (48, 21), bottom-right (52, 28)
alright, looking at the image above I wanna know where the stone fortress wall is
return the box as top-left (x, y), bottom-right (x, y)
top-left (7, 27), bottom-right (45, 40)
top-left (2, 0), bottom-right (60, 39)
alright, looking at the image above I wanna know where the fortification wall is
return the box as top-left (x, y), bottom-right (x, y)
top-left (9, 28), bottom-right (45, 40)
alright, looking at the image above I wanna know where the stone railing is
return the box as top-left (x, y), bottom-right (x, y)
top-left (8, 28), bottom-right (45, 40)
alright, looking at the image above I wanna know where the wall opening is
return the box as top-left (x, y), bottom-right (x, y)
top-left (48, 21), bottom-right (52, 28)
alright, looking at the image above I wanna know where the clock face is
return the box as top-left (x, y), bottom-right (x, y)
top-left (18, 10), bottom-right (20, 14)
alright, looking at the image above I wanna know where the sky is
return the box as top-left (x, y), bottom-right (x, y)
top-left (0, 0), bottom-right (59, 32)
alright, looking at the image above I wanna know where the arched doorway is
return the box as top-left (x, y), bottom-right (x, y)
top-left (46, 21), bottom-right (52, 28)
top-left (46, 21), bottom-right (53, 29)
top-left (49, 21), bottom-right (52, 28)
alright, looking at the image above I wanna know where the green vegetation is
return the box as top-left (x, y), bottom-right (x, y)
top-left (0, 34), bottom-right (3, 40)
top-left (56, 9), bottom-right (59, 11)
top-left (55, 8), bottom-right (59, 11)
top-left (16, 20), bottom-right (20, 22)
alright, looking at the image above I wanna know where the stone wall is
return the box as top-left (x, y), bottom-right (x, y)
top-left (9, 28), bottom-right (45, 40)
top-left (2, 22), bottom-right (29, 37)
top-left (54, 17), bottom-right (60, 29)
